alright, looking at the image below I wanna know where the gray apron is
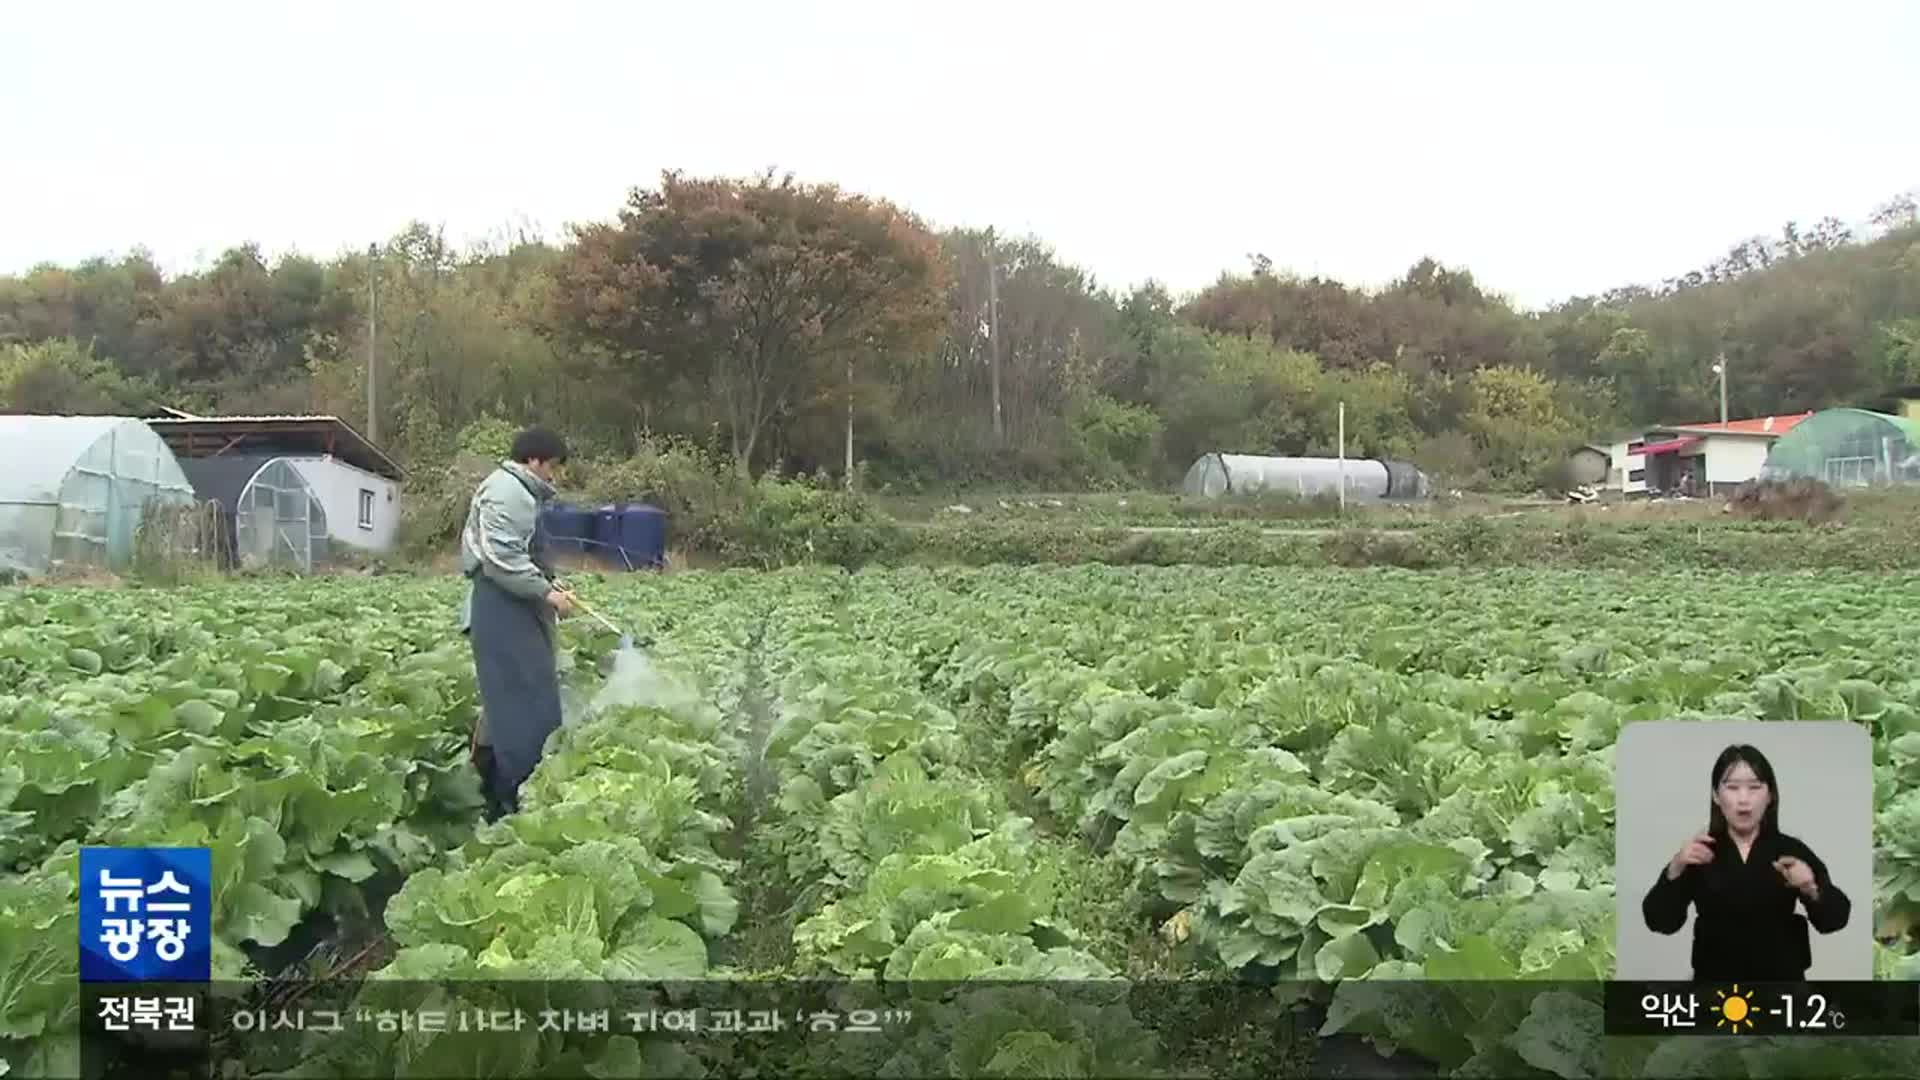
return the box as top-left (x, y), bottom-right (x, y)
top-left (466, 512), bottom-right (559, 816)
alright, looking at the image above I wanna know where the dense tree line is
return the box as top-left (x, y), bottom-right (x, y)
top-left (2, 173), bottom-right (1916, 492)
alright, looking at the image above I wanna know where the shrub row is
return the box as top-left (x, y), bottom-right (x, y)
top-left (801, 518), bottom-right (1920, 572)
top-left (397, 436), bottom-right (1920, 573)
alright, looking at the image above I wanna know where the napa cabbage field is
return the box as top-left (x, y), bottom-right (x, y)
top-left (4, 566), bottom-right (1920, 1078)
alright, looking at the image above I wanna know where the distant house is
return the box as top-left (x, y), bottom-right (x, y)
top-left (1573, 413), bottom-right (1812, 496)
top-left (145, 413), bottom-right (405, 556)
top-left (1566, 444), bottom-right (1612, 487)
top-left (1637, 413), bottom-right (1813, 496)
top-left (1571, 431), bottom-right (1653, 495)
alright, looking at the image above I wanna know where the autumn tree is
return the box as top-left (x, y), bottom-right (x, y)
top-left (904, 229), bottom-right (1122, 459)
top-left (0, 338), bottom-right (153, 415)
top-left (1181, 266), bottom-right (1376, 370)
top-left (549, 171), bottom-right (947, 475)
top-left (306, 224), bottom-right (581, 467)
top-left (1461, 365), bottom-right (1579, 486)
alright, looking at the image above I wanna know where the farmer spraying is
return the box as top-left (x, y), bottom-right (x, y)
top-left (459, 427), bottom-right (575, 820)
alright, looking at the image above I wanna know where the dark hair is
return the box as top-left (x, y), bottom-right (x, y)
top-left (1707, 743), bottom-right (1780, 838)
top-left (510, 427), bottom-right (568, 465)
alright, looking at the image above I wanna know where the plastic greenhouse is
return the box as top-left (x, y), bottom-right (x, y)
top-left (1759, 409), bottom-right (1920, 488)
top-left (0, 416), bottom-right (199, 575)
top-left (1182, 453), bottom-right (1431, 500)
top-left (179, 454), bottom-right (330, 573)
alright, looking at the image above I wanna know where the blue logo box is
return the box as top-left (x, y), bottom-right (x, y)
top-left (79, 847), bottom-right (212, 983)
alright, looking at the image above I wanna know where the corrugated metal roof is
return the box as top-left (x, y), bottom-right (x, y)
top-left (147, 415), bottom-right (403, 480)
top-left (149, 413), bottom-right (351, 425)
top-left (1666, 412), bottom-right (1814, 437)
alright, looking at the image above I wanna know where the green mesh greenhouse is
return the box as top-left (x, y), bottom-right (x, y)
top-left (1761, 408), bottom-right (1920, 487)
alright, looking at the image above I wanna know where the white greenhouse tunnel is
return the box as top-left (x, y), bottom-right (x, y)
top-left (0, 416), bottom-right (199, 576)
top-left (1181, 453), bottom-right (1431, 501)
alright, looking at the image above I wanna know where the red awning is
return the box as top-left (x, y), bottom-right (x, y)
top-left (1639, 436), bottom-right (1703, 456)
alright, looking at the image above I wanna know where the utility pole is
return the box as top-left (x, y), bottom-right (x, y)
top-left (1712, 353), bottom-right (1728, 426)
top-left (1338, 401), bottom-right (1347, 514)
top-left (845, 353), bottom-right (855, 490)
top-left (367, 244), bottom-right (379, 446)
top-left (987, 235), bottom-right (1003, 443)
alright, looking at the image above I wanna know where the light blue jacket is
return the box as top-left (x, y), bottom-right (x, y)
top-left (458, 461), bottom-right (557, 634)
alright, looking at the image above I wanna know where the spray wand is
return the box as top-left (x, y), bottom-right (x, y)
top-left (558, 588), bottom-right (635, 650)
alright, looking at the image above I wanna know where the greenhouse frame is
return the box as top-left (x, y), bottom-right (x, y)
top-left (179, 454), bottom-right (331, 573)
top-left (1759, 408), bottom-right (1920, 488)
top-left (0, 416), bottom-right (199, 576)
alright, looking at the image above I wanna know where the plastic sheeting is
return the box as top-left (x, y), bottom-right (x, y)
top-left (238, 459), bottom-right (328, 572)
top-left (1181, 454), bottom-right (1430, 500)
top-left (0, 416), bottom-right (198, 575)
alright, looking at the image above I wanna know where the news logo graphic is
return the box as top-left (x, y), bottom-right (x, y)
top-left (80, 847), bottom-right (213, 1074)
top-left (80, 846), bottom-right (212, 982)
top-left (1613, 720), bottom-right (1872, 983)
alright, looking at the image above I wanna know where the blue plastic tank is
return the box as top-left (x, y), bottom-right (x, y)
top-left (540, 503), bottom-right (594, 554)
top-left (615, 504), bottom-right (667, 569)
top-left (589, 504), bottom-right (668, 569)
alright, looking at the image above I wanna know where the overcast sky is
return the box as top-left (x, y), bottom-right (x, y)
top-left (3, 0), bottom-right (1916, 309)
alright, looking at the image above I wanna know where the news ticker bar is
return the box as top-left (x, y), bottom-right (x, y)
top-left (79, 980), bottom-right (1920, 1043)
top-left (75, 982), bottom-right (1920, 1080)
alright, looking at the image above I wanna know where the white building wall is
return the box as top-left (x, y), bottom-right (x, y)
top-left (1602, 437), bottom-right (1648, 493)
top-left (284, 456), bottom-right (400, 553)
top-left (1703, 437), bottom-right (1772, 487)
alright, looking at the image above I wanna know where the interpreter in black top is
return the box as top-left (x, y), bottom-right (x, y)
top-left (1642, 743), bottom-right (1850, 982)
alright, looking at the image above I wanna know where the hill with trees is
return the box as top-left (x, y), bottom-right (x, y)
top-left (3, 173), bottom-right (1916, 498)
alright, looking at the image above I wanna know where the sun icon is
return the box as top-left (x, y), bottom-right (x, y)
top-left (1713, 985), bottom-right (1757, 1033)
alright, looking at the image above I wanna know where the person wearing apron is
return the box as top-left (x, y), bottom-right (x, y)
top-left (457, 428), bottom-right (573, 819)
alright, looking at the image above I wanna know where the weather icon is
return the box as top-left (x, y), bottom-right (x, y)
top-left (1712, 985), bottom-right (1757, 1033)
